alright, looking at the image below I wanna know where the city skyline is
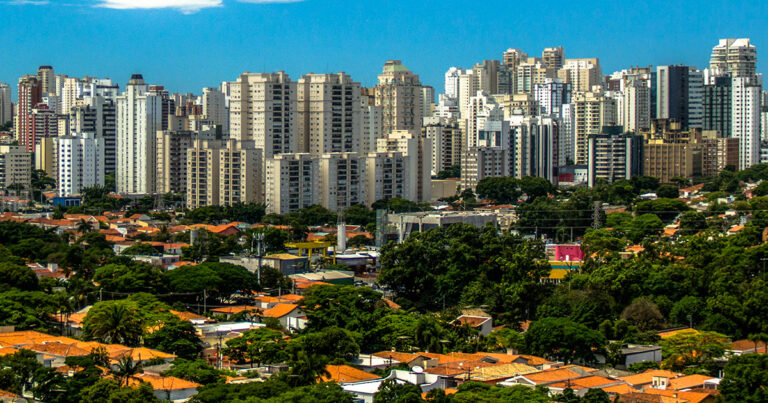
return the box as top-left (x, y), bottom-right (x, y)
top-left (1, 0), bottom-right (767, 96)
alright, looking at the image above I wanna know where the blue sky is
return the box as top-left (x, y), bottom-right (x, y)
top-left (1, 0), bottom-right (767, 98)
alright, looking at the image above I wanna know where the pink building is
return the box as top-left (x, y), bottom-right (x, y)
top-left (554, 245), bottom-right (584, 262)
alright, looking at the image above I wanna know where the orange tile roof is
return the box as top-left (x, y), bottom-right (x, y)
top-left (295, 280), bottom-right (333, 289)
top-left (642, 388), bottom-right (712, 403)
top-left (602, 384), bottom-right (637, 395)
top-left (210, 306), bottom-right (261, 315)
top-left (372, 351), bottom-right (420, 364)
top-left (453, 316), bottom-right (491, 327)
top-left (0, 331), bottom-right (80, 347)
top-left (382, 298), bottom-right (401, 310)
top-left (619, 370), bottom-right (679, 386)
top-left (522, 367), bottom-right (585, 384)
top-left (110, 347), bottom-right (176, 362)
top-left (321, 365), bottom-right (380, 383)
top-left (128, 373), bottom-right (201, 391)
top-left (548, 375), bottom-right (619, 390)
top-left (658, 328), bottom-right (698, 339)
top-left (261, 303), bottom-right (299, 318)
top-left (730, 339), bottom-right (767, 353)
top-left (0, 347), bottom-right (18, 356)
top-left (169, 310), bottom-right (208, 322)
top-left (669, 374), bottom-right (715, 391)
top-left (27, 342), bottom-right (91, 357)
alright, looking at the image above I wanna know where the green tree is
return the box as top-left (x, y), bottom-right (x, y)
top-left (660, 330), bottom-right (729, 372)
top-left (143, 314), bottom-right (203, 360)
top-left (163, 359), bottom-right (232, 385)
top-left (82, 300), bottom-right (143, 346)
top-left (301, 285), bottom-right (388, 351)
top-left (0, 262), bottom-right (39, 292)
top-left (620, 297), bottom-right (664, 331)
top-left (121, 243), bottom-right (160, 256)
top-left (93, 263), bottom-right (166, 294)
top-left (656, 185), bottom-right (680, 199)
top-left (79, 378), bottom-right (159, 403)
top-left (524, 317), bottom-right (606, 364)
top-left (373, 379), bottom-right (424, 403)
top-left (436, 165), bottom-right (460, 179)
top-left (635, 198), bottom-right (689, 222)
top-left (678, 211), bottom-right (708, 236)
top-left (475, 177), bottom-right (520, 204)
top-left (165, 262), bottom-right (259, 303)
top-left (719, 354), bottom-right (768, 402)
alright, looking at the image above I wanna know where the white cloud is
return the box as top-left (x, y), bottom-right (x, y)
top-left (95, 0), bottom-right (223, 14)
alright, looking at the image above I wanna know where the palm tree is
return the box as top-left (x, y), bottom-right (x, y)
top-left (31, 169), bottom-right (55, 203)
top-left (76, 219), bottom-right (92, 235)
top-left (112, 355), bottom-right (142, 387)
top-left (84, 301), bottom-right (143, 346)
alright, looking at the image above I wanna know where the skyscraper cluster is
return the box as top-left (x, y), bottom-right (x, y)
top-left (0, 38), bottom-right (762, 210)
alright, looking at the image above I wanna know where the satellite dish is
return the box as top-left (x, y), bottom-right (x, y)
top-left (412, 366), bottom-right (424, 374)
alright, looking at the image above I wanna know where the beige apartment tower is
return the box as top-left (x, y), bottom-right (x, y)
top-left (573, 91), bottom-right (616, 164)
top-left (265, 153), bottom-right (319, 215)
top-left (229, 72), bottom-right (296, 159)
top-left (375, 60), bottom-right (423, 135)
top-left (297, 73), bottom-right (361, 154)
top-left (318, 153), bottom-right (367, 212)
top-left (185, 139), bottom-right (261, 209)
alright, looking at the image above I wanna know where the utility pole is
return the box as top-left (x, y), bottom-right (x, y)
top-left (254, 232), bottom-right (265, 286)
top-left (592, 201), bottom-right (602, 230)
top-left (203, 289), bottom-right (207, 313)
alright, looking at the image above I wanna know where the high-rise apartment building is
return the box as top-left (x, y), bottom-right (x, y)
top-left (156, 130), bottom-right (217, 195)
top-left (542, 46), bottom-right (565, 70)
top-left (55, 133), bottom-right (105, 197)
top-left (622, 75), bottom-right (652, 133)
top-left (423, 117), bottom-right (462, 175)
top-left (0, 145), bottom-right (31, 191)
top-left (230, 72), bottom-right (296, 162)
top-left (297, 73), bottom-right (361, 154)
top-left (558, 59), bottom-right (602, 92)
top-left (502, 48), bottom-right (528, 72)
top-left (731, 76), bottom-right (762, 169)
top-left (710, 38), bottom-right (758, 78)
top-left (365, 152), bottom-right (408, 206)
top-left (422, 86), bottom-right (435, 118)
top-left (37, 66), bottom-right (55, 95)
top-left (375, 60), bottom-right (423, 135)
top-left (534, 79), bottom-right (571, 116)
top-left (16, 75), bottom-right (42, 151)
top-left (376, 130), bottom-right (432, 202)
top-left (185, 139), bottom-right (262, 209)
top-left (460, 146), bottom-right (507, 191)
top-left (26, 104), bottom-right (57, 154)
top-left (587, 126), bottom-right (642, 187)
top-left (201, 87), bottom-right (229, 134)
top-left (0, 83), bottom-right (11, 125)
top-left (186, 138), bottom-right (223, 209)
top-left (656, 65), bottom-right (704, 129)
top-left (360, 92), bottom-right (383, 154)
top-left (444, 67), bottom-right (462, 100)
top-left (703, 75), bottom-right (732, 137)
top-left (70, 96), bottom-right (117, 175)
top-left (573, 91), bottom-right (615, 164)
top-left (265, 153), bottom-right (318, 214)
top-left (516, 62), bottom-right (555, 94)
top-left (116, 74), bottom-right (163, 195)
top-left (318, 153), bottom-right (366, 212)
